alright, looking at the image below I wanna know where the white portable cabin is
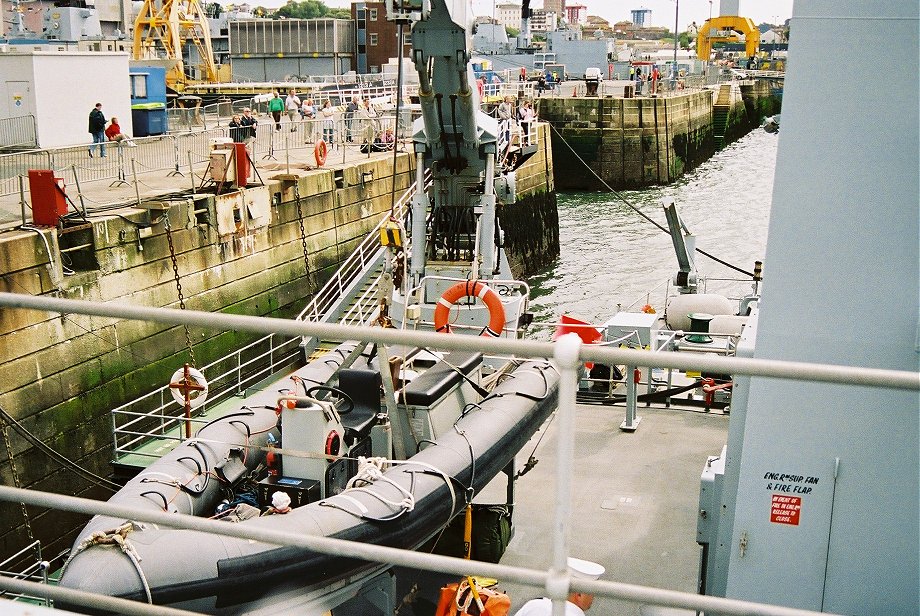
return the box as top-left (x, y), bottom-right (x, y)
top-left (0, 49), bottom-right (133, 148)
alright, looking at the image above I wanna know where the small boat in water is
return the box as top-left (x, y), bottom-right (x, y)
top-left (763, 114), bottom-right (780, 133)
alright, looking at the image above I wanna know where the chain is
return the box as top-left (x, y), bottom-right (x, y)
top-left (163, 211), bottom-right (196, 367)
top-left (1, 417), bottom-right (34, 541)
top-left (293, 185), bottom-right (314, 289)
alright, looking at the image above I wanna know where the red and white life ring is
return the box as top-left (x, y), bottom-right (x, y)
top-left (314, 139), bottom-right (327, 166)
top-left (433, 280), bottom-right (506, 337)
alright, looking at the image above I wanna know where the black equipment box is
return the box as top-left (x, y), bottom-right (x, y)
top-left (257, 476), bottom-right (321, 509)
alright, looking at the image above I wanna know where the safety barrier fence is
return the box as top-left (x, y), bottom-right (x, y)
top-left (0, 291), bottom-right (912, 616)
top-left (0, 115), bottom-right (37, 151)
top-left (0, 110), bottom-right (421, 218)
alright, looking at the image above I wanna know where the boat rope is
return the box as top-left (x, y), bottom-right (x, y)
top-left (452, 422), bottom-right (477, 501)
top-left (322, 456), bottom-right (417, 521)
top-left (163, 210), bottom-right (197, 367)
top-left (0, 405), bottom-right (121, 492)
top-left (320, 457), bottom-right (458, 527)
top-left (547, 122), bottom-right (756, 278)
top-left (60, 522), bottom-right (153, 604)
top-left (1, 412), bottom-right (34, 542)
top-left (481, 362), bottom-right (557, 403)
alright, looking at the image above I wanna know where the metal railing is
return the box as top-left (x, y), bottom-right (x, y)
top-left (109, 172), bottom-right (428, 461)
top-left (0, 540), bottom-right (49, 605)
top-left (110, 332), bottom-right (302, 461)
top-left (0, 111), bottom-right (422, 212)
top-left (0, 115), bottom-right (37, 151)
top-left (296, 169), bottom-right (428, 325)
top-left (0, 293), bottom-right (912, 616)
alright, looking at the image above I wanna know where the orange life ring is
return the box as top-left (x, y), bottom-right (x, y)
top-left (314, 139), bottom-right (327, 166)
top-left (434, 280), bottom-right (506, 337)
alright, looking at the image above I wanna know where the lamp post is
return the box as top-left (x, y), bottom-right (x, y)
top-left (672, 0), bottom-right (679, 87)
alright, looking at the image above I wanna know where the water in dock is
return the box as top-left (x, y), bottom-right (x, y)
top-left (528, 128), bottom-right (777, 334)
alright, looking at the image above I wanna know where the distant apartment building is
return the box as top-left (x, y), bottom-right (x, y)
top-left (565, 4), bottom-right (587, 25)
top-left (530, 9), bottom-right (559, 32)
top-left (351, 1), bottom-right (410, 74)
top-left (631, 8), bottom-right (652, 27)
top-left (543, 0), bottom-right (565, 17)
top-left (530, 9), bottom-right (558, 32)
top-left (495, 3), bottom-right (520, 30)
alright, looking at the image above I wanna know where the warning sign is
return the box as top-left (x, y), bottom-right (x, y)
top-left (770, 494), bottom-right (801, 525)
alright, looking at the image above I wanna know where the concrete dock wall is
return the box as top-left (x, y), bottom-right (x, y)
top-left (537, 81), bottom-right (780, 190)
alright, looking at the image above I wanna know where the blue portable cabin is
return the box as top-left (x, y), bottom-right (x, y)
top-left (129, 66), bottom-right (168, 136)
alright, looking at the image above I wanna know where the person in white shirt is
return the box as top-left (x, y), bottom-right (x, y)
top-left (285, 89), bottom-right (301, 130)
top-left (513, 557), bottom-right (604, 616)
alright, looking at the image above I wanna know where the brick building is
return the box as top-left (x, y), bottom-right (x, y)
top-left (351, 1), bottom-right (411, 74)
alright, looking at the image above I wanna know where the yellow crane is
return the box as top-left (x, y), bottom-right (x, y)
top-left (695, 16), bottom-right (759, 61)
top-left (133, 0), bottom-right (218, 91)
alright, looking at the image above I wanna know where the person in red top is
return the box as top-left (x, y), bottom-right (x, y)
top-left (105, 118), bottom-right (136, 146)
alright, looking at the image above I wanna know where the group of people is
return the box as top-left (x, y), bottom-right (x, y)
top-left (87, 102), bottom-right (135, 157)
top-left (497, 95), bottom-right (536, 148)
top-left (232, 92), bottom-right (390, 148)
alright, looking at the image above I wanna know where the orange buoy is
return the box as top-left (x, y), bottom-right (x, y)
top-left (314, 139), bottom-right (328, 166)
top-left (433, 280), bottom-right (506, 337)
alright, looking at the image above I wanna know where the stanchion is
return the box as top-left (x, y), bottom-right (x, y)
top-left (131, 158), bottom-right (141, 208)
top-left (109, 146), bottom-right (129, 187)
top-left (167, 135), bottom-right (184, 177)
top-left (18, 175), bottom-right (27, 226)
top-left (70, 165), bottom-right (88, 217)
top-left (262, 131), bottom-right (277, 161)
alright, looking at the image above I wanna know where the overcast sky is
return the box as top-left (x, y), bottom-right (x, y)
top-left (270, 1), bottom-right (794, 29)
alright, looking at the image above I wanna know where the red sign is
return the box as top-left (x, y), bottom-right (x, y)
top-left (770, 494), bottom-right (801, 525)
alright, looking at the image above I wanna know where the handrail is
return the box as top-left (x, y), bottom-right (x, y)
top-left (296, 169), bottom-right (432, 324)
top-left (107, 173), bottom-right (430, 461)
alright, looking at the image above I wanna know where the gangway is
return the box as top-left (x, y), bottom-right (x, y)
top-left (109, 171), bottom-right (430, 476)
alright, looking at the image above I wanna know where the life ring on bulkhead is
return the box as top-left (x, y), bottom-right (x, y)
top-left (434, 280), bottom-right (506, 337)
top-left (314, 139), bottom-right (327, 166)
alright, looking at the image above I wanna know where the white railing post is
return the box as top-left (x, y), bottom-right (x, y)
top-left (550, 333), bottom-right (582, 616)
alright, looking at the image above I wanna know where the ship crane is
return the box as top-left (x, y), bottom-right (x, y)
top-left (132, 0), bottom-right (218, 91)
top-left (386, 0), bottom-right (504, 283)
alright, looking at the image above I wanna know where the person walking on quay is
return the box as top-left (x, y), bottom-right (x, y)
top-left (268, 91), bottom-right (284, 131)
top-left (635, 67), bottom-right (643, 95)
top-left (518, 99), bottom-right (535, 145)
top-left (88, 102), bottom-right (106, 157)
top-left (359, 98), bottom-right (378, 145)
top-left (240, 107), bottom-right (257, 143)
top-left (320, 100), bottom-right (336, 147)
top-left (285, 89), bottom-right (301, 129)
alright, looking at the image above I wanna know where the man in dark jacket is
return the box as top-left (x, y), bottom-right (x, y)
top-left (88, 103), bottom-right (106, 157)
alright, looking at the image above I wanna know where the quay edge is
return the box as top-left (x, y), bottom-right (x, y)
top-left (537, 80), bottom-right (781, 191)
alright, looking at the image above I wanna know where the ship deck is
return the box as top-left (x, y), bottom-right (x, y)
top-left (386, 401), bottom-right (729, 616)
